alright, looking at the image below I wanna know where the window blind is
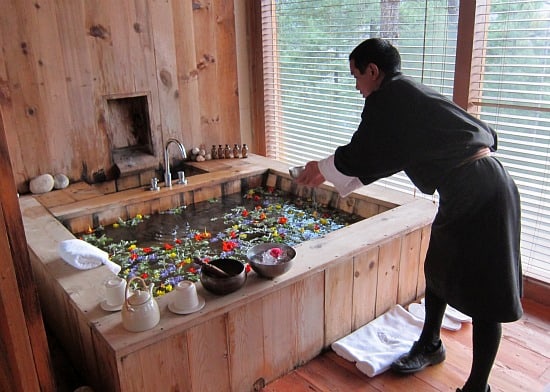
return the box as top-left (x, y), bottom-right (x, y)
top-left (472, 0), bottom-right (550, 282)
top-left (261, 0), bottom-right (550, 283)
top-left (261, 0), bottom-right (459, 194)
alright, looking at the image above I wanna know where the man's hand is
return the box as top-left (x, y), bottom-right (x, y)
top-left (295, 161), bottom-right (325, 187)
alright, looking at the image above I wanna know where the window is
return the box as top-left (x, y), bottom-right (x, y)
top-left (261, 0), bottom-right (550, 282)
top-left (472, 0), bottom-right (550, 282)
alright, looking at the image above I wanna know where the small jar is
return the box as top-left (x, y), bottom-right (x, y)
top-left (217, 145), bottom-right (224, 159)
top-left (224, 144), bottom-right (231, 159)
top-left (241, 144), bottom-right (249, 158)
top-left (233, 144), bottom-right (240, 159)
top-left (211, 145), bottom-right (218, 159)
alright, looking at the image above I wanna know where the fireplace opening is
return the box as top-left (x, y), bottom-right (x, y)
top-left (105, 94), bottom-right (158, 179)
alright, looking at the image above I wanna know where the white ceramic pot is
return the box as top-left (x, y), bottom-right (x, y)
top-left (121, 277), bottom-right (160, 332)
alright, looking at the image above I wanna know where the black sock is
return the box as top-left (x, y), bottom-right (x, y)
top-left (462, 319), bottom-right (501, 392)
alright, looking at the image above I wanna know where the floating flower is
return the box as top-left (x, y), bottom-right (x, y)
top-left (164, 243), bottom-right (173, 250)
top-left (113, 223), bottom-right (120, 228)
top-left (143, 247), bottom-right (153, 254)
top-left (128, 244), bottom-right (137, 251)
top-left (278, 217), bottom-right (288, 224)
top-left (241, 209), bottom-right (249, 217)
top-left (269, 247), bottom-right (283, 258)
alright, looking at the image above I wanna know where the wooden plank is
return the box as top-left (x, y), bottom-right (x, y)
top-left (397, 229), bottom-right (422, 305)
top-left (324, 258), bottom-right (354, 345)
top-left (172, 0), bottom-right (202, 149)
top-left (262, 285), bottom-right (298, 379)
top-left (352, 248), bottom-right (379, 329)
top-left (118, 332), bottom-right (193, 392)
top-left (294, 272), bottom-right (325, 364)
top-left (375, 238), bottom-right (402, 317)
top-left (227, 300), bottom-right (265, 392)
top-left (187, 315), bottom-right (231, 392)
top-left (150, 0), bottom-right (183, 152)
top-left (214, 0), bottom-right (240, 143)
top-left (192, 0), bottom-right (220, 146)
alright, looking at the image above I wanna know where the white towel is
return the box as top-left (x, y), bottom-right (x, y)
top-left (331, 305), bottom-right (423, 377)
top-left (58, 239), bottom-right (121, 274)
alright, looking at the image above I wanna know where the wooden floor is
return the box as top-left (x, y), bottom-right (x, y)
top-left (262, 299), bottom-right (550, 392)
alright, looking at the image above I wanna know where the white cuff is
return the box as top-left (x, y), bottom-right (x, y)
top-left (318, 155), bottom-right (363, 197)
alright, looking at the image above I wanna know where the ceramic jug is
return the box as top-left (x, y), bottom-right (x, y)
top-left (121, 277), bottom-right (160, 332)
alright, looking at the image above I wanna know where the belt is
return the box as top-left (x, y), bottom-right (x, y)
top-left (457, 147), bottom-right (491, 168)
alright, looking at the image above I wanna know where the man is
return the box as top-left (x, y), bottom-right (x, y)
top-left (295, 38), bottom-right (522, 392)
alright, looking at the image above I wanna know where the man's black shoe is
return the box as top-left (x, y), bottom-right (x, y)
top-left (390, 340), bottom-right (446, 374)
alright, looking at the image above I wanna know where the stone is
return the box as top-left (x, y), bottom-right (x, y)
top-left (29, 173), bottom-right (55, 194)
top-left (53, 173), bottom-right (70, 189)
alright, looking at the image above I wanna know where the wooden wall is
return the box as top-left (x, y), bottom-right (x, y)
top-left (0, 0), bottom-right (242, 193)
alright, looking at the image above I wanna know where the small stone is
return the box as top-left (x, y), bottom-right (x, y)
top-left (53, 173), bottom-right (70, 189)
top-left (29, 174), bottom-right (55, 194)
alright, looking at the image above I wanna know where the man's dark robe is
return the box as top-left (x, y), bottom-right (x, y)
top-left (334, 74), bottom-right (523, 322)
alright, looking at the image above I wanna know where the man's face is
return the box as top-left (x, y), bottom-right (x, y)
top-left (350, 59), bottom-right (379, 99)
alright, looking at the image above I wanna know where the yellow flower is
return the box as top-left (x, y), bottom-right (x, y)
top-left (128, 244), bottom-right (137, 251)
top-left (155, 289), bottom-right (165, 296)
top-left (320, 218), bottom-right (328, 225)
top-left (184, 257), bottom-right (192, 264)
top-left (232, 224), bottom-right (240, 230)
top-left (239, 233), bottom-right (248, 239)
top-left (136, 214), bottom-right (143, 220)
top-left (169, 252), bottom-right (177, 258)
top-left (165, 284), bottom-right (173, 292)
top-left (113, 223), bottom-right (119, 228)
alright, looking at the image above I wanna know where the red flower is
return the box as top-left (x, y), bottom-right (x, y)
top-left (164, 243), bottom-right (173, 250)
top-left (130, 253), bottom-right (138, 260)
top-left (194, 233), bottom-right (202, 241)
top-left (188, 267), bottom-right (197, 274)
top-left (241, 209), bottom-right (249, 217)
top-left (143, 247), bottom-right (153, 254)
top-left (141, 273), bottom-right (148, 279)
top-left (253, 195), bottom-right (261, 202)
top-left (175, 238), bottom-right (182, 244)
top-left (278, 216), bottom-right (288, 224)
top-left (269, 247), bottom-right (283, 258)
top-left (245, 264), bottom-right (251, 273)
top-left (222, 240), bottom-right (238, 252)
top-left (230, 231), bottom-right (237, 239)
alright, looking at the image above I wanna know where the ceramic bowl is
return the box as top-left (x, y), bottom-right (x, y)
top-left (200, 258), bottom-right (247, 295)
top-left (246, 243), bottom-right (296, 279)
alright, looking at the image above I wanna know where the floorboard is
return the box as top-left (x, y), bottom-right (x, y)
top-left (263, 299), bottom-right (550, 392)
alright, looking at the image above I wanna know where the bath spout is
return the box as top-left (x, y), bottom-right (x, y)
top-left (164, 138), bottom-right (187, 188)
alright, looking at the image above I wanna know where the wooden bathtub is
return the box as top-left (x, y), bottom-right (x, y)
top-left (20, 155), bottom-right (436, 391)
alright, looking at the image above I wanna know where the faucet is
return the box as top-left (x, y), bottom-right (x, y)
top-left (164, 138), bottom-right (187, 188)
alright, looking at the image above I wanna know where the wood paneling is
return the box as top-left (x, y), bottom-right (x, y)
top-left (0, 1), bottom-right (240, 193)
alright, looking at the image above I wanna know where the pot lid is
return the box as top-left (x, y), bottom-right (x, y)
top-left (128, 290), bottom-right (150, 306)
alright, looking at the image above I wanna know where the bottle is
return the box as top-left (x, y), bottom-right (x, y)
top-left (224, 144), bottom-right (231, 159)
top-left (233, 144), bottom-right (240, 159)
top-left (241, 143), bottom-right (249, 158)
top-left (211, 145), bottom-right (218, 159)
top-left (218, 145), bottom-right (224, 159)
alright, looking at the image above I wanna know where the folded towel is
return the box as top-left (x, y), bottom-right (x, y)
top-left (408, 302), bottom-right (462, 331)
top-left (331, 304), bottom-right (423, 377)
top-left (420, 297), bottom-right (472, 323)
top-left (58, 239), bottom-right (121, 275)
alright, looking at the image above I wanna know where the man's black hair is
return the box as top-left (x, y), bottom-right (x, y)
top-left (349, 38), bottom-right (401, 75)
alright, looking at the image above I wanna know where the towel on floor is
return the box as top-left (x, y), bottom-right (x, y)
top-left (58, 239), bottom-right (121, 274)
top-left (331, 304), bottom-right (423, 377)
